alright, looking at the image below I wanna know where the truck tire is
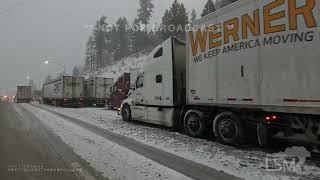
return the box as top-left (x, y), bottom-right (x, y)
top-left (184, 111), bottom-right (209, 138)
top-left (121, 105), bottom-right (132, 121)
top-left (213, 112), bottom-right (244, 146)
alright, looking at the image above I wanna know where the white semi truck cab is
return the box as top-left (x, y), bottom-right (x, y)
top-left (121, 38), bottom-right (186, 127)
top-left (121, 0), bottom-right (320, 146)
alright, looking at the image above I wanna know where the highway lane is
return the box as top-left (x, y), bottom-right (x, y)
top-left (0, 101), bottom-right (103, 180)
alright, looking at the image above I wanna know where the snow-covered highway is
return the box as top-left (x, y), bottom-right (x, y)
top-left (5, 101), bottom-right (320, 180)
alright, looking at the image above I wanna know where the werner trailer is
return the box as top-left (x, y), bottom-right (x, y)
top-left (120, 0), bottom-right (320, 146)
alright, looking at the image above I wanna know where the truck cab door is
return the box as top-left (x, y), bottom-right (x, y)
top-left (145, 47), bottom-right (165, 106)
top-left (132, 74), bottom-right (147, 121)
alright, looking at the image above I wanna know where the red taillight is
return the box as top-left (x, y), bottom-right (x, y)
top-left (265, 115), bottom-right (277, 121)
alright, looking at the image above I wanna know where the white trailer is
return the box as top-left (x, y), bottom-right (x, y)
top-left (120, 0), bottom-right (320, 146)
top-left (84, 77), bottom-right (114, 107)
top-left (16, 86), bottom-right (31, 103)
top-left (43, 76), bottom-right (84, 107)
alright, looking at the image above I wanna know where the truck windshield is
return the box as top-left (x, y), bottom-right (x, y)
top-left (136, 75), bottom-right (144, 89)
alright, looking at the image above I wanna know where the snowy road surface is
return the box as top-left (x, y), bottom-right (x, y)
top-left (0, 101), bottom-right (101, 180)
top-left (14, 104), bottom-right (195, 180)
top-left (24, 103), bottom-right (239, 180)
top-left (6, 101), bottom-right (320, 180)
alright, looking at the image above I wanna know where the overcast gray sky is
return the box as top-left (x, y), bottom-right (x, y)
top-left (0, 0), bottom-right (208, 94)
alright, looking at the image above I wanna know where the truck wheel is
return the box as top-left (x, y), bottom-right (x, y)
top-left (184, 111), bottom-right (208, 138)
top-left (213, 112), bottom-right (244, 146)
top-left (121, 105), bottom-right (132, 121)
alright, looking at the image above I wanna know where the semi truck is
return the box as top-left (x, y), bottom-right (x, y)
top-left (120, 0), bottom-right (320, 146)
top-left (43, 76), bottom-right (84, 107)
top-left (107, 73), bottom-right (130, 110)
top-left (16, 86), bottom-right (31, 103)
top-left (84, 77), bottom-right (114, 107)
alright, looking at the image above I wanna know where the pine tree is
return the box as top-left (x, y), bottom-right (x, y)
top-left (216, 0), bottom-right (238, 9)
top-left (201, 0), bottom-right (216, 17)
top-left (85, 35), bottom-right (96, 71)
top-left (118, 17), bottom-right (130, 60)
top-left (130, 0), bottom-right (155, 54)
top-left (190, 9), bottom-right (197, 22)
top-left (92, 16), bottom-right (109, 68)
top-left (72, 66), bottom-right (81, 76)
top-left (130, 18), bottom-right (153, 54)
top-left (160, 0), bottom-right (189, 41)
top-left (137, 0), bottom-right (154, 27)
top-left (110, 17), bottom-right (130, 61)
top-left (44, 75), bottom-right (52, 83)
top-left (130, 19), bottom-right (143, 54)
top-left (148, 30), bottom-right (162, 49)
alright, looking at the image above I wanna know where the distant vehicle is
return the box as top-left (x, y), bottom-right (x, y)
top-left (32, 96), bottom-right (41, 102)
top-left (84, 77), bottom-right (114, 107)
top-left (6, 96), bottom-right (13, 102)
top-left (16, 86), bottom-right (32, 103)
top-left (43, 76), bottom-right (84, 107)
top-left (107, 73), bottom-right (130, 110)
top-left (120, 0), bottom-right (320, 147)
top-left (1, 95), bottom-right (12, 102)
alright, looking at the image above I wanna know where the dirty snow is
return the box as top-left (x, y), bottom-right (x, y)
top-left (28, 103), bottom-right (320, 180)
top-left (19, 104), bottom-right (192, 180)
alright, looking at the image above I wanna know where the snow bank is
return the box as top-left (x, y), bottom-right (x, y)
top-left (82, 53), bottom-right (147, 80)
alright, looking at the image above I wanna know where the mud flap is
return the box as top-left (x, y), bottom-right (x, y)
top-left (257, 122), bottom-right (269, 147)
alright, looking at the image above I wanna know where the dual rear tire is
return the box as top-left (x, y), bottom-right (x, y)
top-left (213, 112), bottom-right (244, 146)
top-left (184, 110), bottom-right (209, 138)
top-left (120, 106), bottom-right (245, 146)
top-left (184, 110), bottom-right (244, 146)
